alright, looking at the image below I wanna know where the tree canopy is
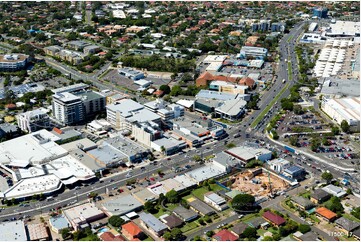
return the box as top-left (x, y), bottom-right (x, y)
top-left (231, 194), bottom-right (256, 211)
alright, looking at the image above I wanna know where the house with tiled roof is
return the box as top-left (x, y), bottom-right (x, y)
top-left (212, 229), bottom-right (239, 241)
top-left (121, 222), bottom-right (145, 240)
top-left (100, 232), bottom-right (125, 241)
top-left (238, 77), bottom-right (256, 89)
top-left (262, 211), bottom-right (286, 227)
top-left (315, 207), bottom-right (337, 222)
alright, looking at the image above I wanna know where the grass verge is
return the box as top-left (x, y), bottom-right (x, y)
top-left (250, 83), bottom-right (289, 128)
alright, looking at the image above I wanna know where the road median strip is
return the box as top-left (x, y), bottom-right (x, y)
top-left (251, 83), bottom-right (289, 128)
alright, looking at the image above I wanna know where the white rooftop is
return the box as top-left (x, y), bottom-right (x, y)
top-left (0, 129), bottom-right (67, 166)
top-left (0, 221), bottom-right (27, 241)
top-left (107, 99), bottom-right (144, 118)
top-left (2, 174), bottom-right (62, 199)
top-left (63, 203), bottom-right (104, 224)
top-left (185, 164), bottom-right (225, 183)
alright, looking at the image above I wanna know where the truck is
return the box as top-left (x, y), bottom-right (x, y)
top-left (284, 145), bottom-right (295, 153)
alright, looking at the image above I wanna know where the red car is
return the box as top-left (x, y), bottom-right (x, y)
top-left (150, 177), bottom-right (155, 181)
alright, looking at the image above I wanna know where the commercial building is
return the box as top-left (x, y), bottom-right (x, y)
top-left (118, 67), bottom-right (145, 80)
top-left (27, 223), bottom-right (49, 241)
top-left (185, 164), bottom-right (226, 184)
top-left (74, 91), bottom-right (106, 118)
top-left (238, 46), bottom-right (268, 60)
top-left (138, 212), bottom-right (168, 236)
top-left (215, 98), bottom-right (247, 121)
top-left (283, 165), bottom-right (306, 181)
top-left (271, 22), bottom-right (285, 32)
top-left (0, 221), bottom-right (27, 241)
top-left (87, 144), bottom-right (127, 167)
top-left (212, 152), bottom-right (243, 173)
top-left (313, 7), bottom-right (328, 18)
top-left (204, 192), bottom-right (228, 211)
top-left (133, 188), bottom-right (159, 204)
top-left (209, 81), bottom-right (248, 94)
top-left (225, 146), bottom-right (272, 163)
top-left (309, 22), bottom-right (318, 32)
top-left (325, 21), bottom-right (360, 38)
top-left (101, 194), bottom-right (143, 216)
top-left (0, 54), bottom-right (28, 71)
top-left (63, 203), bottom-right (106, 231)
top-left (300, 33), bottom-right (326, 44)
top-left (173, 206), bottom-right (198, 222)
top-left (322, 184), bottom-right (347, 198)
top-left (315, 207), bottom-right (337, 222)
top-left (320, 78), bottom-right (360, 97)
top-left (150, 137), bottom-right (186, 155)
top-left (267, 158), bottom-right (291, 173)
top-left (16, 108), bottom-right (50, 133)
top-left (49, 215), bottom-right (70, 234)
top-left (321, 97), bottom-right (360, 132)
top-left (0, 129), bottom-right (67, 167)
top-left (51, 83), bottom-right (90, 94)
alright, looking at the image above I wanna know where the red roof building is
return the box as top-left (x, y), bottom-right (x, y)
top-left (121, 222), bottom-right (145, 240)
top-left (99, 232), bottom-right (125, 241)
top-left (212, 230), bottom-right (239, 241)
top-left (316, 207), bottom-right (337, 222)
top-left (262, 211), bottom-right (286, 227)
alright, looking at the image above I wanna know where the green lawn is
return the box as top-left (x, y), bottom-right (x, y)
top-left (153, 208), bottom-right (169, 218)
top-left (251, 83), bottom-right (290, 128)
top-left (257, 229), bottom-right (267, 236)
top-left (191, 187), bottom-right (210, 200)
top-left (242, 213), bottom-right (259, 222)
top-left (165, 203), bottom-right (179, 211)
top-left (210, 184), bottom-right (223, 192)
top-left (310, 214), bottom-right (321, 223)
top-left (181, 221), bottom-right (200, 233)
top-left (287, 61), bottom-right (292, 80)
top-left (299, 191), bottom-right (311, 199)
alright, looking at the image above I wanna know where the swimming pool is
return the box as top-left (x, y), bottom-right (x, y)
top-left (98, 227), bottom-right (109, 233)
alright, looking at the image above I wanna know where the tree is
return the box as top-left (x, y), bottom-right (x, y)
top-left (321, 172), bottom-right (333, 184)
top-left (198, 218), bottom-right (205, 225)
top-left (310, 138), bottom-right (321, 152)
top-left (289, 136), bottom-right (298, 146)
top-left (61, 228), bottom-right (71, 239)
top-left (351, 207), bottom-right (360, 219)
top-left (341, 120), bottom-right (350, 133)
top-left (325, 196), bottom-right (344, 213)
top-left (263, 236), bottom-right (274, 241)
top-left (170, 228), bottom-right (183, 240)
top-left (204, 215), bottom-right (212, 223)
top-left (165, 189), bottom-right (179, 203)
top-left (298, 224), bottom-right (311, 234)
top-left (144, 201), bottom-right (157, 213)
top-left (192, 155), bottom-right (202, 162)
top-left (293, 105), bottom-right (303, 115)
top-left (331, 126), bottom-right (340, 135)
top-left (206, 231), bottom-right (214, 237)
top-left (346, 188), bottom-right (352, 195)
top-left (242, 227), bottom-right (257, 239)
top-left (163, 232), bottom-right (172, 241)
top-left (231, 194), bottom-right (256, 211)
top-left (108, 215), bottom-right (125, 227)
top-left (226, 143), bottom-right (236, 149)
top-left (159, 85), bottom-right (171, 94)
top-left (192, 235), bottom-right (201, 241)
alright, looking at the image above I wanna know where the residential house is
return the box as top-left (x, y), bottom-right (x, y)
top-left (212, 230), bottom-right (239, 241)
top-left (204, 192), bottom-right (229, 211)
top-left (315, 207), bottom-right (337, 222)
top-left (230, 222), bottom-right (249, 237)
top-left (99, 232), bottom-right (125, 241)
top-left (121, 222), bottom-right (146, 240)
top-left (161, 214), bottom-right (184, 230)
top-left (310, 189), bottom-right (331, 204)
top-left (172, 206), bottom-right (199, 222)
top-left (138, 212), bottom-right (168, 236)
top-left (262, 211), bottom-right (286, 227)
top-left (334, 217), bottom-right (360, 235)
top-left (291, 196), bottom-right (315, 210)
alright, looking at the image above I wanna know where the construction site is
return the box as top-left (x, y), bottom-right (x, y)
top-left (230, 168), bottom-right (290, 200)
